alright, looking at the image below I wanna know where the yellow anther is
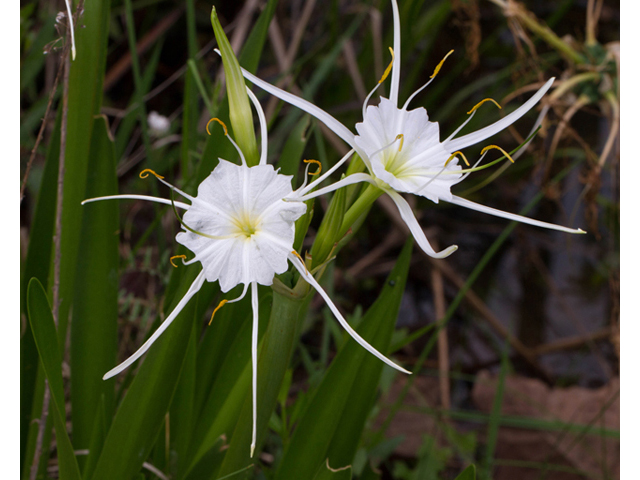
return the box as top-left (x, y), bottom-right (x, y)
top-left (291, 250), bottom-right (309, 275)
top-left (206, 117), bottom-right (228, 136)
top-left (481, 145), bottom-right (515, 163)
top-left (445, 151), bottom-right (470, 167)
top-left (304, 159), bottom-right (322, 176)
top-left (139, 169), bottom-right (164, 179)
top-left (378, 47), bottom-right (395, 84)
top-left (395, 134), bottom-right (405, 152)
top-left (430, 49), bottom-right (454, 79)
top-left (209, 299), bottom-right (228, 325)
top-left (467, 98), bottom-right (502, 115)
top-left (169, 255), bottom-right (186, 268)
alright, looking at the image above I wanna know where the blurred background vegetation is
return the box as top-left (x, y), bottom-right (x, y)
top-left (20, 0), bottom-right (619, 479)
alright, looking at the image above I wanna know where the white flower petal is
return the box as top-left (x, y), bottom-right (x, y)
top-left (288, 253), bottom-right (411, 374)
top-left (102, 271), bottom-right (206, 379)
top-left (385, 189), bottom-right (458, 258)
top-left (446, 78), bottom-right (555, 151)
top-left (389, 0), bottom-right (401, 105)
top-left (294, 173), bottom-right (376, 202)
top-left (250, 281), bottom-right (259, 457)
top-left (81, 194), bottom-right (190, 210)
top-left (233, 57), bottom-right (361, 154)
top-left (447, 195), bottom-right (586, 234)
top-left (176, 161), bottom-right (306, 290)
top-left (246, 87), bottom-right (268, 165)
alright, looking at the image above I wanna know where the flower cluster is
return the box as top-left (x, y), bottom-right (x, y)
top-left (84, 0), bottom-right (584, 458)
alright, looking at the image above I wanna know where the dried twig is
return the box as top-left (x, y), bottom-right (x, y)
top-left (431, 254), bottom-right (450, 410)
top-left (29, 13), bottom-right (73, 478)
top-left (20, 58), bottom-right (65, 203)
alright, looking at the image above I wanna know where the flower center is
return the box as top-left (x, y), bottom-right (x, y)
top-left (232, 212), bottom-right (259, 238)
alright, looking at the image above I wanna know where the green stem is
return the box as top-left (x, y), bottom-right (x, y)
top-left (512, 6), bottom-right (585, 65)
top-left (338, 184), bottom-right (383, 238)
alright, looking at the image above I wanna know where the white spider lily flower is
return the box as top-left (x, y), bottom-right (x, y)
top-left (82, 89), bottom-right (409, 457)
top-left (230, 1), bottom-right (584, 258)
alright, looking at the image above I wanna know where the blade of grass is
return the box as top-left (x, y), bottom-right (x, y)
top-left (275, 241), bottom-right (413, 478)
top-left (70, 117), bottom-right (119, 463)
top-left (481, 348), bottom-right (509, 480)
top-left (20, 111), bottom-right (61, 469)
top-left (27, 279), bottom-right (82, 480)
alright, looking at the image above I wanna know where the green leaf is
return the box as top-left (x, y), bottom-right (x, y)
top-left (454, 465), bottom-right (476, 480)
top-left (171, 322), bottom-right (197, 477)
top-left (277, 114), bottom-right (312, 183)
top-left (311, 184), bottom-right (347, 268)
top-left (20, 111), bottom-right (60, 469)
top-left (185, 290), bottom-right (272, 476)
top-left (57, 0), bottom-right (111, 352)
top-left (275, 240), bottom-right (413, 479)
top-left (89, 269), bottom-right (202, 480)
top-left (81, 396), bottom-right (108, 480)
top-left (27, 278), bottom-right (82, 480)
top-left (237, 0), bottom-right (279, 75)
top-left (215, 291), bottom-right (313, 476)
top-left (312, 459), bottom-right (353, 480)
top-left (71, 116), bottom-right (119, 460)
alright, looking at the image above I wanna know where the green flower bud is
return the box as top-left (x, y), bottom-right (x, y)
top-left (211, 7), bottom-right (259, 166)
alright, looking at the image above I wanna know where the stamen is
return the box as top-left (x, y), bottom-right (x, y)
top-left (303, 159), bottom-right (322, 176)
top-left (430, 49), bottom-right (454, 79)
top-left (206, 117), bottom-right (228, 136)
top-left (291, 250), bottom-right (309, 274)
top-left (140, 169), bottom-right (164, 179)
top-left (445, 150), bottom-right (470, 167)
top-left (379, 47), bottom-right (395, 84)
top-left (481, 145), bottom-right (515, 163)
top-left (467, 98), bottom-right (502, 115)
top-left (395, 134), bottom-right (405, 152)
top-left (209, 299), bottom-right (228, 325)
top-left (169, 255), bottom-right (187, 268)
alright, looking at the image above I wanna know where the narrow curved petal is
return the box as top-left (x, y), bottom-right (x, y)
top-left (246, 87), bottom-right (268, 165)
top-left (64, 0), bottom-right (76, 60)
top-left (103, 271), bottom-right (207, 380)
top-left (293, 173), bottom-right (376, 202)
top-left (385, 189), bottom-right (458, 258)
top-left (250, 281), bottom-right (259, 457)
top-left (289, 253), bottom-right (411, 375)
top-left (230, 54), bottom-right (359, 152)
top-left (446, 78), bottom-right (554, 152)
top-left (82, 194), bottom-right (190, 210)
top-left (448, 195), bottom-right (586, 234)
top-left (296, 149), bottom-right (355, 197)
top-left (389, 0), bottom-right (401, 105)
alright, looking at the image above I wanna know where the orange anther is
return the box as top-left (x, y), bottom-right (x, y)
top-left (303, 159), bottom-right (322, 175)
top-left (481, 145), bottom-right (515, 163)
top-left (139, 169), bottom-right (164, 179)
top-left (169, 255), bottom-right (187, 268)
top-left (206, 117), bottom-right (228, 136)
top-left (467, 98), bottom-right (502, 115)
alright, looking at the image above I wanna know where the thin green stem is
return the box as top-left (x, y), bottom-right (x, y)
top-left (338, 184), bottom-right (383, 238)
top-left (187, 59), bottom-right (215, 116)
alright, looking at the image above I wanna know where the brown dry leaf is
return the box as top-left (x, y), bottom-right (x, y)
top-left (472, 372), bottom-right (619, 480)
